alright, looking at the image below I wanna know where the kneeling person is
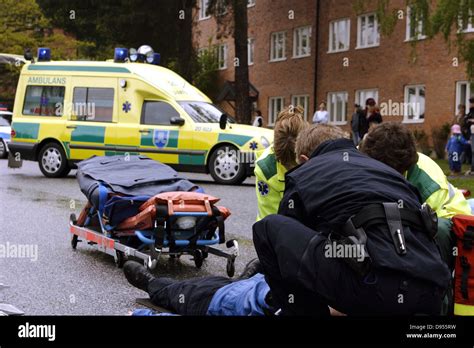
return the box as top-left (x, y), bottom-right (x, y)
top-left (360, 122), bottom-right (471, 270)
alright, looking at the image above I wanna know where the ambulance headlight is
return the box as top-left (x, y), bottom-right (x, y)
top-left (261, 136), bottom-right (270, 149)
top-left (114, 48), bottom-right (128, 63)
top-left (37, 47), bottom-right (51, 62)
top-left (129, 48), bottom-right (138, 62)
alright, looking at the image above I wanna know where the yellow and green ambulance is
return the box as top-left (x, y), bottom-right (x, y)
top-left (9, 47), bottom-right (273, 184)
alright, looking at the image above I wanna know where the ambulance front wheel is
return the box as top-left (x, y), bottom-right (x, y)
top-left (38, 142), bottom-right (71, 178)
top-left (0, 139), bottom-right (7, 159)
top-left (209, 145), bottom-right (247, 185)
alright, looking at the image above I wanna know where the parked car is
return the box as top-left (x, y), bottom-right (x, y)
top-left (0, 110), bottom-right (12, 158)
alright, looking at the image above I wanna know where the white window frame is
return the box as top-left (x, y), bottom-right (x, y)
top-left (270, 31), bottom-right (287, 62)
top-left (403, 85), bottom-right (426, 123)
top-left (327, 91), bottom-right (348, 125)
top-left (406, 6), bottom-right (427, 41)
top-left (291, 95), bottom-right (310, 121)
top-left (456, 81), bottom-right (473, 112)
top-left (198, 0), bottom-right (210, 20)
top-left (217, 44), bottom-right (228, 70)
top-left (248, 38), bottom-right (255, 65)
top-left (355, 89), bottom-right (379, 107)
top-left (458, 9), bottom-right (474, 33)
top-left (356, 13), bottom-right (380, 49)
top-left (328, 18), bottom-right (351, 53)
top-left (247, 0), bottom-right (256, 8)
top-left (268, 97), bottom-right (284, 126)
top-left (293, 26), bottom-right (312, 58)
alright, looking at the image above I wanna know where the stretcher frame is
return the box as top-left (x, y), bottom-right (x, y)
top-left (69, 202), bottom-right (239, 277)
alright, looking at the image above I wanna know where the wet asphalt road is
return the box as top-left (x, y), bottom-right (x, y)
top-left (0, 159), bottom-right (258, 315)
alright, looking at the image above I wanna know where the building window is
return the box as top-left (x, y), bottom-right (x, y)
top-left (404, 85), bottom-right (425, 123)
top-left (198, 0), bottom-right (210, 20)
top-left (270, 31), bottom-right (286, 61)
top-left (23, 86), bottom-right (65, 117)
top-left (247, 0), bottom-right (256, 7)
top-left (456, 81), bottom-right (474, 112)
top-left (217, 44), bottom-right (227, 70)
top-left (357, 13), bottom-right (380, 49)
top-left (329, 19), bottom-right (350, 53)
top-left (291, 95), bottom-right (310, 121)
top-left (327, 92), bottom-right (348, 124)
top-left (406, 6), bottom-right (427, 41)
top-left (268, 97), bottom-right (284, 126)
top-left (293, 26), bottom-right (312, 58)
top-left (72, 87), bottom-right (115, 122)
top-left (248, 38), bottom-right (255, 65)
top-left (355, 89), bottom-right (379, 107)
top-left (459, 9), bottom-right (474, 32)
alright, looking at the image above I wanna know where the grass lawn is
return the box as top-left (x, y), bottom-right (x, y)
top-left (433, 159), bottom-right (474, 193)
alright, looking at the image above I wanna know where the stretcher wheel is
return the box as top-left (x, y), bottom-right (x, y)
top-left (115, 251), bottom-right (126, 268)
top-left (193, 250), bottom-right (204, 269)
top-left (226, 259), bottom-right (235, 278)
top-left (71, 235), bottom-right (79, 250)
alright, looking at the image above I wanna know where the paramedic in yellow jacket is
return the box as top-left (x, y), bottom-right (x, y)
top-left (360, 122), bottom-right (471, 270)
top-left (254, 106), bottom-right (308, 221)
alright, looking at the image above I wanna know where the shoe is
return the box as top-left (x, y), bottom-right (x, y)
top-left (238, 258), bottom-right (263, 279)
top-left (123, 261), bottom-right (155, 292)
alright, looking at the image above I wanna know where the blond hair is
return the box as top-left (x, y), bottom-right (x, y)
top-left (295, 124), bottom-right (348, 160)
top-left (273, 105), bottom-right (308, 169)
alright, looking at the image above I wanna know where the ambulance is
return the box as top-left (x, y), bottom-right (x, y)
top-left (9, 46), bottom-right (273, 185)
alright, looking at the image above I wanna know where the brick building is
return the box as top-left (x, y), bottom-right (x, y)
top-left (193, 0), bottom-right (473, 136)
top-left (193, 0), bottom-right (317, 125)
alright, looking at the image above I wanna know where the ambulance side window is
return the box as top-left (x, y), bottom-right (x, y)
top-left (73, 87), bottom-right (114, 122)
top-left (23, 86), bottom-right (65, 116)
top-left (141, 101), bottom-right (180, 126)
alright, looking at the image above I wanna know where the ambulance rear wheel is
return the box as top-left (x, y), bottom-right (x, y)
top-left (38, 142), bottom-right (70, 178)
top-left (209, 145), bottom-right (246, 185)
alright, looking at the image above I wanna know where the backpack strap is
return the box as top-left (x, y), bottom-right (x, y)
top-left (460, 256), bottom-right (471, 300)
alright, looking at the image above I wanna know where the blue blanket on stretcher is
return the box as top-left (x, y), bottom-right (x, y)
top-left (76, 155), bottom-right (202, 226)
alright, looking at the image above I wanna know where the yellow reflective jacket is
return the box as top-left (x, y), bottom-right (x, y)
top-left (406, 153), bottom-right (471, 218)
top-left (254, 147), bottom-right (287, 221)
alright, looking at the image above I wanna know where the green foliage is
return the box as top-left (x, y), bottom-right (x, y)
top-left (192, 41), bottom-right (220, 100)
top-left (0, 0), bottom-right (90, 101)
top-left (412, 128), bottom-right (431, 155)
top-left (432, 122), bottom-right (451, 159)
top-left (365, 0), bottom-right (474, 80)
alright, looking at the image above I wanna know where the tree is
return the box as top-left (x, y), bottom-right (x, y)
top-left (36, 0), bottom-right (197, 80)
top-left (356, 0), bottom-right (474, 80)
top-left (208, 0), bottom-right (252, 124)
top-left (0, 0), bottom-right (86, 101)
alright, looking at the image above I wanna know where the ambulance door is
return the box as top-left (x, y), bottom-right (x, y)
top-left (137, 100), bottom-right (194, 167)
top-left (66, 77), bottom-right (117, 160)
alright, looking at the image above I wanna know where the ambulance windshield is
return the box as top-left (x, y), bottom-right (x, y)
top-left (179, 101), bottom-right (235, 124)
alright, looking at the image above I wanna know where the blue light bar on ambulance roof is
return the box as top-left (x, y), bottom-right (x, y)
top-left (114, 48), bottom-right (129, 63)
top-left (149, 53), bottom-right (161, 65)
top-left (37, 47), bottom-right (51, 62)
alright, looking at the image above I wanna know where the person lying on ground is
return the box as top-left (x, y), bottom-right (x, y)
top-left (254, 105), bottom-right (308, 221)
top-left (252, 124), bottom-right (450, 316)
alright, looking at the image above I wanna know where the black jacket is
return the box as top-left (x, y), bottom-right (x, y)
top-left (358, 110), bottom-right (382, 137)
top-left (278, 139), bottom-right (450, 288)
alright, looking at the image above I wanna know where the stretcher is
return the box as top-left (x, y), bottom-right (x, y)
top-left (69, 155), bottom-right (239, 277)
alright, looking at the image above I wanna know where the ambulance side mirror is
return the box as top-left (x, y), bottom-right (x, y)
top-left (170, 116), bottom-right (185, 126)
top-left (219, 113), bottom-right (227, 130)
